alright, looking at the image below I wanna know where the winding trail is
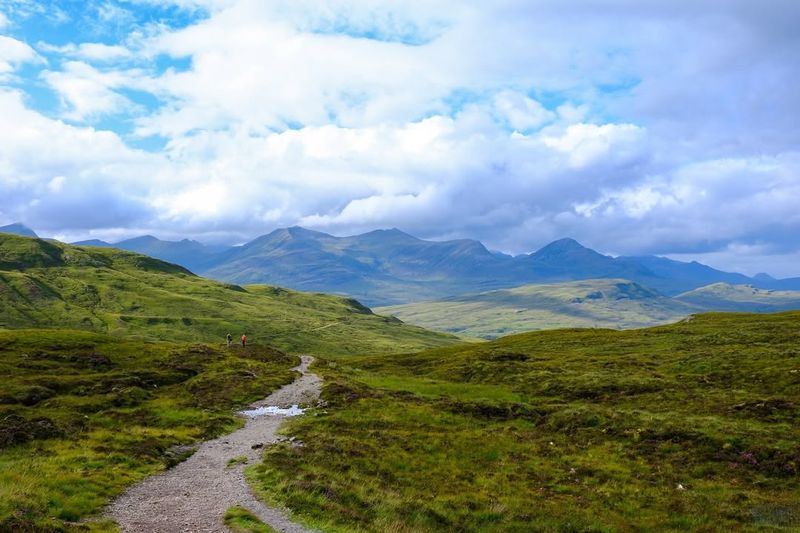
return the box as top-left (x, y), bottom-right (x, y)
top-left (108, 355), bottom-right (321, 533)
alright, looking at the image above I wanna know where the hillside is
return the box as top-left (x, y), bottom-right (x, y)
top-left (676, 283), bottom-right (800, 312)
top-left (377, 279), bottom-right (701, 338)
top-left (0, 233), bottom-right (456, 356)
top-left (256, 312), bottom-right (800, 531)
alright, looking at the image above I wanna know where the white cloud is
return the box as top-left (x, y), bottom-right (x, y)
top-left (0, 89), bottom-right (161, 231)
top-left (41, 61), bottom-right (138, 120)
top-left (47, 175), bottom-right (66, 192)
top-left (542, 123), bottom-right (645, 168)
top-left (494, 91), bottom-right (555, 131)
top-left (40, 42), bottom-right (133, 62)
top-left (2, 0), bottom-right (799, 276)
top-left (0, 35), bottom-right (39, 78)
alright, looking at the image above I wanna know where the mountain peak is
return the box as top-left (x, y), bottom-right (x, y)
top-left (533, 238), bottom-right (595, 257)
top-left (286, 226), bottom-right (333, 239)
top-left (0, 222), bottom-right (38, 238)
top-left (358, 228), bottom-right (419, 242)
top-left (119, 235), bottom-right (160, 245)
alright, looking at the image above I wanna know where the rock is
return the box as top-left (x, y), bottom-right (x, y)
top-left (251, 443), bottom-right (264, 449)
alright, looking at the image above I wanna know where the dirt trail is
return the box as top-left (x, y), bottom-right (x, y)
top-left (108, 355), bottom-right (321, 532)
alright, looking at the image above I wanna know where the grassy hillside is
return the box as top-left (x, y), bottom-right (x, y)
top-left (0, 233), bottom-right (456, 356)
top-left (677, 283), bottom-right (800, 312)
top-left (0, 329), bottom-right (299, 531)
top-left (377, 279), bottom-right (700, 338)
top-left (252, 312), bottom-right (800, 531)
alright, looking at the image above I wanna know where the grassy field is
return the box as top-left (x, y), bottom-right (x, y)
top-left (0, 328), bottom-right (300, 531)
top-left (0, 233), bottom-right (456, 356)
top-left (252, 312), bottom-right (800, 532)
top-left (377, 279), bottom-right (700, 339)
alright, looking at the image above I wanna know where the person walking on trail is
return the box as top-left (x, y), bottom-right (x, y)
top-left (241, 333), bottom-right (247, 347)
top-left (226, 333), bottom-right (232, 347)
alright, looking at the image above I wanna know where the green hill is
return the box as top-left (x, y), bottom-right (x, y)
top-left (377, 279), bottom-right (701, 338)
top-left (255, 312), bottom-right (800, 531)
top-left (0, 233), bottom-right (456, 356)
top-left (676, 282), bottom-right (800, 312)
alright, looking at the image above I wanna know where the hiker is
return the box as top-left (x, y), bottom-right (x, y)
top-left (241, 333), bottom-right (247, 347)
top-left (226, 333), bottom-right (232, 347)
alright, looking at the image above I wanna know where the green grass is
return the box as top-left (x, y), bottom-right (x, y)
top-left (224, 505), bottom-right (278, 533)
top-left (377, 279), bottom-right (700, 339)
top-left (227, 455), bottom-right (249, 468)
top-left (251, 311), bottom-right (800, 532)
top-left (0, 328), bottom-right (299, 531)
top-left (0, 233), bottom-right (457, 356)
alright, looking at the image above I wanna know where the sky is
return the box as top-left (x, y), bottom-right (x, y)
top-left (0, 0), bottom-right (799, 277)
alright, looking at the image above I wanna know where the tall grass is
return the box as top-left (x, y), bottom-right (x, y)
top-left (252, 312), bottom-right (800, 531)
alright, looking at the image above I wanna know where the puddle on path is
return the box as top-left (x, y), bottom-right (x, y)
top-left (240, 405), bottom-right (306, 418)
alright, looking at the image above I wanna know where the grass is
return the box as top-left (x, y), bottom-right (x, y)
top-left (0, 233), bottom-right (457, 356)
top-left (0, 328), bottom-right (299, 532)
top-left (227, 455), bottom-right (249, 468)
top-left (251, 311), bottom-right (800, 532)
top-left (224, 505), bottom-right (278, 533)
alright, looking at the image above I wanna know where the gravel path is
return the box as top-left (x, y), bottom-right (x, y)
top-left (107, 355), bottom-right (322, 533)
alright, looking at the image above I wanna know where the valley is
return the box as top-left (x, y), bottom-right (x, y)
top-left (1, 231), bottom-right (798, 532)
top-left (377, 279), bottom-right (800, 339)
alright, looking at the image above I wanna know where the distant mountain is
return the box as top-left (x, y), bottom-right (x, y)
top-left (203, 226), bottom-right (516, 305)
top-left (676, 283), bottom-right (800, 312)
top-left (72, 238), bottom-right (111, 247)
top-left (63, 226), bottom-right (800, 306)
top-left (73, 235), bottom-right (231, 273)
top-left (615, 255), bottom-right (753, 294)
top-left (0, 223), bottom-right (38, 238)
top-left (763, 277), bottom-right (800, 291)
top-left (376, 279), bottom-right (701, 339)
top-left (520, 238), bottom-right (655, 282)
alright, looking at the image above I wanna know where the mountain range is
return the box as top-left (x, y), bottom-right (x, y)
top-left (2, 222), bottom-right (800, 306)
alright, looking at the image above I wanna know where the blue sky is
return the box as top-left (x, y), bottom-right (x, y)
top-left (1, 0), bottom-right (799, 277)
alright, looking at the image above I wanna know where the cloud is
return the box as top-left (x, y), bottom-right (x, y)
top-left (41, 61), bottom-right (139, 120)
top-left (0, 89), bottom-right (159, 231)
top-left (39, 42), bottom-right (133, 61)
top-left (1, 0), bottom-right (799, 277)
top-left (0, 35), bottom-right (39, 78)
top-left (493, 91), bottom-right (555, 131)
